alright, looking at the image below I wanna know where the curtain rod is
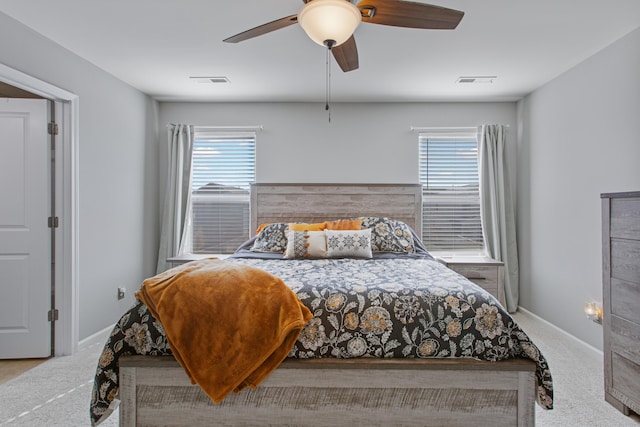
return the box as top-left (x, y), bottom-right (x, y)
top-left (410, 126), bottom-right (478, 133)
top-left (167, 124), bottom-right (263, 132)
top-left (410, 125), bottom-right (509, 133)
top-left (195, 125), bottom-right (263, 131)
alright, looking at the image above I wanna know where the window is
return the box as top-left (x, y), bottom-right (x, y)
top-left (183, 129), bottom-right (255, 254)
top-left (419, 129), bottom-right (484, 254)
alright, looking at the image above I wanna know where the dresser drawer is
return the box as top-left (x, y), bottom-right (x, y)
top-left (611, 278), bottom-right (640, 325)
top-left (611, 239), bottom-right (640, 284)
top-left (610, 352), bottom-right (640, 414)
top-left (610, 197), bottom-right (640, 240)
top-left (610, 315), bottom-right (640, 363)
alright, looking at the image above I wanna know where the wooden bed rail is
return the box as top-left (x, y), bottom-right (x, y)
top-left (119, 356), bottom-right (536, 427)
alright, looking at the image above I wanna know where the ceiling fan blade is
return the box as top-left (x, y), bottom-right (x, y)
top-left (357, 0), bottom-right (464, 30)
top-left (223, 15), bottom-right (298, 43)
top-left (332, 36), bottom-right (359, 72)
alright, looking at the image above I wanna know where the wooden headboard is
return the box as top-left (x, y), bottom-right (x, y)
top-left (250, 184), bottom-right (422, 236)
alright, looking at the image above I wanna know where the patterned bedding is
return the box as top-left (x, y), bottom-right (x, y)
top-left (90, 255), bottom-right (554, 426)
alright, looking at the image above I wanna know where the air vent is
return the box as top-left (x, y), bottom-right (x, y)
top-left (190, 76), bottom-right (230, 84)
top-left (456, 76), bottom-right (496, 84)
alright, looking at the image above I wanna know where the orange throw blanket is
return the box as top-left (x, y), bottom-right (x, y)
top-left (135, 258), bottom-right (312, 403)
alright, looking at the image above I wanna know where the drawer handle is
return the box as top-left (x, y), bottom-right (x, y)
top-left (466, 277), bottom-right (487, 281)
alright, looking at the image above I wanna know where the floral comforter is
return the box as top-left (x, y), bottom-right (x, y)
top-left (90, 256), bottom-right (553, 425)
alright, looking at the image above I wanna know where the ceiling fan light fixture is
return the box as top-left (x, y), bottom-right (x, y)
top-left (298, 0), bottom-right (362, 47)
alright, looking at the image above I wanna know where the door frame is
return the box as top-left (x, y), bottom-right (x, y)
top-left (0, 63), bottom-right (79, 356)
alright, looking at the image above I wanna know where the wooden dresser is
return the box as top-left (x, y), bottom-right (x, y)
top-left (602, 191), bottom-right (640, 416)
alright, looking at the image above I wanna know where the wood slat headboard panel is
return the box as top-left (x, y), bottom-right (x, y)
top-left (250, 184), bottom-right (422, 235)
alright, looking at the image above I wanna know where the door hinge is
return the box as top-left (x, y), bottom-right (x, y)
top-left (48, 122), bottom-right (59, 135)
top-left (48, 216), bottom-right (59, 228)
top-left (48, 309), bottom-right (59, 322)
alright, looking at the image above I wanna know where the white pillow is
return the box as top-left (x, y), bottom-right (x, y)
top-left (325, 229), bottom-right (373, 258)
top-left (283, 230), bottom-right (327, 259)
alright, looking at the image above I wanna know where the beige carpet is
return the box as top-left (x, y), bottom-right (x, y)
top-left (0, 309), bottom-right (638, 426)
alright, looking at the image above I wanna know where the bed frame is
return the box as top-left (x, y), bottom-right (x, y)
top-left (249, 183), bottom-right (423, 236)
top-left (119, 184), bottom-right (536, 426)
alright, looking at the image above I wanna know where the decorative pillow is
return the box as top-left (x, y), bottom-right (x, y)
top-left (288, 222), bottom-right (327, 232)
top-left (359, 217), bottom-right (416, 254)
top-left (255, 223), bottom-right (271, 234)
top-left (250, 223), bottom-right (289, 253)
top-left (325, 219), bottom-right (362, 230)
top-left (284, 230), bottom-right (327, 259)
top-left (325, 229), bottom-right (373, 258)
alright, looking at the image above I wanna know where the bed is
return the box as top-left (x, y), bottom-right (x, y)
top-left (90, 184), bottom-right (553, 427)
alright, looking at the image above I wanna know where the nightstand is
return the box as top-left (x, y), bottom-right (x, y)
top-left (436, 256), bottom-right (505, 307)
top-left (166, 253), bottom-right (230, 269)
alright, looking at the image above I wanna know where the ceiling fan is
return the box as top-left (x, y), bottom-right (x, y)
top-left (223, 0), bottom-right (464, 72)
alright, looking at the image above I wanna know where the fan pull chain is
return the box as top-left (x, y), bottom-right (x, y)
top-left (324, 40), bottom-right (335, 123)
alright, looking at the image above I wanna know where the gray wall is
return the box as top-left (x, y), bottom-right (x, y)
top-left (159, 102), bottom-right (517, 187)
top-left (517, 27), bottom-right (640, 350)
top-left (0, 13), bottom-right (160, 340)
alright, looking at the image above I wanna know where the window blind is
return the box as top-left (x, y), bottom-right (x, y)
top-left (188, 130), bottom-right (255, 254)
top-left (419, 130), bottom-right (484, 252)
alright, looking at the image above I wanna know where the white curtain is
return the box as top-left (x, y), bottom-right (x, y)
top-left (156, 124), bottom-right (194, 273)
top-left (479, 124), bottom-right (519, 312)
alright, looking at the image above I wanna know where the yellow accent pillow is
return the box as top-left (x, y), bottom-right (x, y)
top-left (288, 222), bottom-right (327, 231)
top-left (325, 219), bottom-right (362, 230)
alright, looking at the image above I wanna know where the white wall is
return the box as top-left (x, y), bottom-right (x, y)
top-left (0, 13), bottom-right (160, 341)
top-left (517, 27), bottom-right (640, 350)
top-left (159, 102), bottom-right (517, 186)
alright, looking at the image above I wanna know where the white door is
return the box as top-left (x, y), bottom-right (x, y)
top-left (0, 98), bottom-right (51, 358)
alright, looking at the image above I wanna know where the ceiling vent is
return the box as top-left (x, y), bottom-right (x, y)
top-left (190, 76), bottom-right (230, 84)
top-left (456, 76), bottom-right (496, 84)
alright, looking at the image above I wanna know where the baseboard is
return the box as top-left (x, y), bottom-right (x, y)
top-left (517, 307), bottom-right (603, 356)
top-left (77, 324), bottom-right (113, 352)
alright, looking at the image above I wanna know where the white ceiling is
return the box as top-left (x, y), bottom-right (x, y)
top-left (2, 0), bottom-right (640, 103)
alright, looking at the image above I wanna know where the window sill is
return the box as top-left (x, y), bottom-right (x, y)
top-left (166, 253), bottom-right (230, 267)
